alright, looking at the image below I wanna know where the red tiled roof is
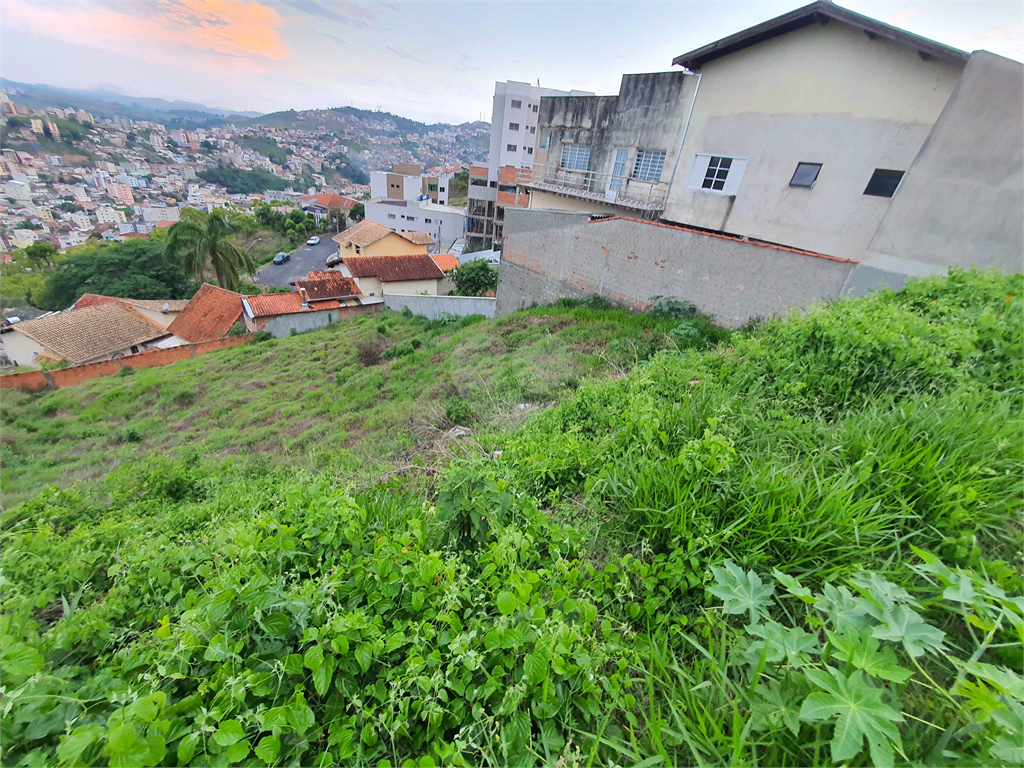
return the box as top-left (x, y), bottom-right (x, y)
top-left (344, 254), bottom-right (444, 282)
top-left (244, 292), bottom-right (346, 318)
top-left (431, 253), bottom-right (460, 272)
top-left (166, 283), bottom-right (243, 342)
top-left (305, 193), bottom-right (356, 210)
top-left (292, 273), bottom-right (361, 301)
top-left (71, 293), bottom-right (190, 313)
top-left (71, 293), bottom-right (120, 310)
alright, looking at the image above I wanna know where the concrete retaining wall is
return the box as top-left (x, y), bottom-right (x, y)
top-left (0, 334), bottom-right (251, 392)
top-left (497, 210), bottom-right (857, 326)
top-left (383, 294), bottom-right (497, 320)
top-left (256, 303), bottom-right (381, 339)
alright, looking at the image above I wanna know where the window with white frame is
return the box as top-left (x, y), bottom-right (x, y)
top-left (703, 156), bottom-right (732, 190)
top-left (632, 150), bottom-right (666, 182)
top-left (387, 213), bottom-right (396, 219)
top-left (425, 218), bottom-right (432, 223)
top-left (508, 122), bottom-right (519, 131)
top-left (507, 144), bottom-right (517, 152)
top-left (560, 144), bottom-right (590, 171)
top-left (532, 104), bottom-right (538, 113)
top-left (686, 154), bottom-right (747, 194)
top-left (527, 147), bottom-right (533, 155)
top-left (530, 126), bottom-right (536, 134)
top-left (510, 99), bottom-right (522, 108)
top-left (539, 132), bottom-right (549, 149)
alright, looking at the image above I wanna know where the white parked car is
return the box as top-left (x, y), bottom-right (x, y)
top-left (306, 236), bottom-right (320, 245)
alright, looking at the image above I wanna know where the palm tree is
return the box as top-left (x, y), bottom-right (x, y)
top-left (165, 209), bottom-right (256, 290)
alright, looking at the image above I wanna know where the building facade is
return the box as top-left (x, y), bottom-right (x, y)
top-left (368, 164), bottom-right (458, 206)
top-left (364, 197), bottom-right (467, 254)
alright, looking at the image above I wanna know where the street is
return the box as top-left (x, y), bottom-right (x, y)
top-left (252, 237), bottom-right (338, 288)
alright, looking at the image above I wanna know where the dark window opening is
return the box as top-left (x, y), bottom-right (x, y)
top-left (790, 162), bottom-right (822, 188)
top-left (702, 156), bottom-right (732, 190)
top-left (863, 168), bottom-right (905, 198)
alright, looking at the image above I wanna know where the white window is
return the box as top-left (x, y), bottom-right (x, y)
top-left (530, 126), bottom-right (536, 134)
top-left (439, 186), bottom-right (445, 192)
top-left (510, 100), bottom-right (522, 108)
top-left (532, 104), bottom-right (538, 113)
top-left (527, 147), bottom-right (533, 155)
top-left (686, 154), bottom-right (747, 194)
top-left (507, 144), bottom-right (517, 152)
top-left (539, 132), bottom-right (549, 150)
top-left (425, 218), bottom-right (432, 223)
top-left (508, 122), bottom-right (519, 131)
top-left (633, 150), bottom-right (666, 182)
top-left (387, 213), bottom-right (396, 219)
top-left (560, 144), bottom-right (590, 171)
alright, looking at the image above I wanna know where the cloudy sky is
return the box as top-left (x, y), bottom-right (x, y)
top-left (2, 1), bottom-right (1021, 124)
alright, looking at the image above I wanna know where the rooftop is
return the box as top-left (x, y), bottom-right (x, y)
top-left (344, 254), bottom-right (445, 282)
top-left (13, 302), bottom-right (169, 365)
top-left (292, 271), bottom-right (362, 301)
top-left (71, 293), bottom-right (190, 314)
top-left (431, 253), bottom-right (461, 272)
top-left (166, 283), bottom-right (243, 342)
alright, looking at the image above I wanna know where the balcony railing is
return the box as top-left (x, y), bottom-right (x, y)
top-left (519, 163), bottom-right (668, 211)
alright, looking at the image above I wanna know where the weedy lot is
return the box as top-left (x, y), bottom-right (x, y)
top-left (1, 269), bottom-right (1021, 768)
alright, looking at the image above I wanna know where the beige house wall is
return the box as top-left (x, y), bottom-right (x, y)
top-left (363, 234), bottom-right (429, 257)
top-left (661, 21), bottom-right (965, 260)
top-left (131, 307), bottom-right (181, 328)
top-left (528, 189), bottom-right (625, 216)
top-left (382, 278), bottom-right (438, 296)
top-left (1, 330), bottom-right (45, 367)
top-left (354, 276), bottom-right (382, 296)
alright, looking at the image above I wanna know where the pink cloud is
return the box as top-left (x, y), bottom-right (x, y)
top-left (4, 0), bottom-right (288, 69)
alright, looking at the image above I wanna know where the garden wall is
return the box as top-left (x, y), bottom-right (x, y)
top-left (383, 294), bottom-right (497, 320)
top-left (0, 335), bottom-right (251, 393)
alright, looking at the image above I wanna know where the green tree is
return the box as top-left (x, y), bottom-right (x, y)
top-left (24, 242), bottom-right (58, 268)
top-left (450, 258), bottom-right (497, 297)
top-left (349, 202), bottom-right (365, 222)
top-left (166, 208), bottom-right (256, 290)
top-left (36, 240), bottom-right (194, 310)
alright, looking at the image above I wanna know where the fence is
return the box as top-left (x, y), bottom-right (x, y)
top-left (383, 294), bottom-right (496, 320)
top-left (519, 163), bottom-right (669, 212)
top-left (0, 335), bottom-right (251, 393)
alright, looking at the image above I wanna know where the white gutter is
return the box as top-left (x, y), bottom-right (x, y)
top-left (666, 70), bottom-right (702, 194)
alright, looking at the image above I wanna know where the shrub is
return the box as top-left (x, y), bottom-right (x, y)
top-left (227, 320), bottom-right (247, 336)
top-left (252, 330), bottom-right (273, 342)
top-left (443, 394), bottom-right (475, 425)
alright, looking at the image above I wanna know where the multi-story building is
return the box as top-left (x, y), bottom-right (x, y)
top-left (364, 197), bottom-right (467, 254)
top-left (70, 211), bottom-right (92, 230)
top-left (519, 0), bottom-right (1022, 283)
top-left (4, 179), bottom-right (32, 203)
top-left (368, 164), bottom-right (459, 205)
top-left (96, 207), bottom-right (127, 225)
top-left (142, 205), bottom-right (180, 224)
top-left (106, 182), bottom-right (135, 206)
top-left (467, 81), bottom-right (593, 251)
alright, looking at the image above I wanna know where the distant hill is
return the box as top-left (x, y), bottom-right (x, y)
top-left (237, 105), bottom-right (487, 134)
top-left (0, 79), bottom-right (261, 127)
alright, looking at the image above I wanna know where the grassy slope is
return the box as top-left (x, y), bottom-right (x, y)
top-left (0, 305), bottom-right (694, 508)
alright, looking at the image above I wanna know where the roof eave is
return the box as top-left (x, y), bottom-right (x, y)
top-left (672, 0), bottom-right (969, 70)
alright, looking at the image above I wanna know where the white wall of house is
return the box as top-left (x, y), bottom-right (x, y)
top-left (382, 278), bottom-right (438, 296)
top-left (130, 307), bottom-right (183, 328)
top-left (353, 275), bottom-right (382, 296)
top-left (365, 198), bottom-right (467, 252)
top-left (662, 21), bottom-right (965, 260)
top-left (0, 330), bottom-right (45, 367)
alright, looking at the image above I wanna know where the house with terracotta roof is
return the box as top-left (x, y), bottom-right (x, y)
top-left (71, 293), bottom-right (190, 328)
top-left (241, 271), bottom-right (381, 337)
top-left (0, 302), bottom-right (172, 368)
top-left (165, 284), bottom-right (244, 343)
top-left (327, 219), bottom-right (433, 266)
top-left (340, 254), bottom-right (445, 297)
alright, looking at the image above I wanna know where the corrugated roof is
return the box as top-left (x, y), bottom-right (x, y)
top-left (166, 283), bottom-right (243, 342)
top-left (72, 293), bottom-right (190, 313)
top-left (332, 219), bottom-right (392, 248)
top-left (672, 0), bottom-right (969, 70)
top-left (14, 303), bottom-right (170, 365)
top-left (431, 253), bottom-right (461, 272)
top-left (293, 273), bottom-right (362, 301)
top-left (344, 254), bottom-right (444, 282)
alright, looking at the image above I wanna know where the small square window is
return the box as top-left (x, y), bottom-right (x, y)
top-left (532, 104), bottom-right (538, 113)
top-left (425, 218), bottom-right (432, 223)
top-left (510, 100), bottom-right (522, 108)
top-left (387, 213), bottom-right (395, 219)
top-left (507, 144), bottom-right (517, 152)
top-left (863, 168), bottom-right (905, 198)
top-left (508, 122), bottom-right (519, 131)
top-left (790, 162), bottom-right (822, 188)
top-left (702, 156), bottom-right (732, 190)
top-left (527, 147), bottom-right (533, 155)
top-left (530, 126), bottom-right (536, 134)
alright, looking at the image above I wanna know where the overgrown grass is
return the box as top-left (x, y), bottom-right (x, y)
top-left (1, 269), bottom-right (1020, 768)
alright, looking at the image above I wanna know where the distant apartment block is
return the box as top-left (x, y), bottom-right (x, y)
top-left (106, 182), bottom-right (135, 206)
top-left (467, 81), bottom-right (593, 251)
top-left (369, 163), bottom-right (460, 206)
top-left (364, 197), bottom-right (467, 254)
top-left (4, 179), bottom-right (32, 203)
top-left (96, 207), bottom-right (127, 226)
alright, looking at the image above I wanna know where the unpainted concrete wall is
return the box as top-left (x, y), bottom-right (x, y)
top-left (258, 304), bottom-right (380, 339)
top-left (383, 294), bottom-right (496, 320)
top-left (497, 210), bottom-right (856, 326)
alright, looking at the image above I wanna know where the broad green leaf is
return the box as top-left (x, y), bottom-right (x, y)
top-left (331, 635), bottom-right (349, 655)
top-left (355, 643), bottom-right (372, 673)
top-left (57, 724), bottom-right (104, 766)
top-left (990, 700), bottom-right (1024, 765)
top-left (496, 591), bottom-right (517, 616)
top-left (772, 570), bottom-right (815, 603)
top-left (213, 720), bottom-right (245, 747)
top-left (501, 711), bottom-right (532, 755)
top-left (304, 644), bottom-right (324, 672)
top-left (870, 604), bottom-right (945, 657)
top-left (255, 735), bottom-right (281, 764)
top-left (263, 613), bottom-right (291, 637)
top-left (385, 632), bottom-right (406, 653)
top-left (288, 695), bottom-right (316, 736)
top-left (850, 572), bottom-right (916, 607)
top-left (748, 621), bottom-right (819, 667)
top-left (827, 630), bottom-right (913, 683)
top-left (177, 732), bottom-right (201, 764)
top-left (800, 668), bottom-right (904, 768)
top-left (958, 661), bottom-right (1024, 702)
top-left (751, 679), bottom-right (802, 736)
top-left (708, 560), bottom-right (775, 625)
top-left (226, 740), bottom-right (250, 764)
top-left (1, 643), bottom-right (44, 678)
top-left (540, 720), bottom-right (564, 754)
top-left (313, 654), bottom-right (336, 697)
top-left (815, 583), bottom-right (872, 634)
top-left (943, 573), bottom-right (978, 603)
top-left (107, 723), bottom-right (138, 754)
top-left (283, 653), bottom-right (304, 675)
top-left (523, 652), bottom-right (549, 685)
top-left (361, 723), bottom-right (379, 747)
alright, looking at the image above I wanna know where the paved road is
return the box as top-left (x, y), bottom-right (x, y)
top-left (252, 238), bottom-right (337, 287)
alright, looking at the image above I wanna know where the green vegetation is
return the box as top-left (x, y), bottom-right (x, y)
top-left (33, 239), bottom-right (197, 311)
top-left (1, 270), bottom-right (1021, 768)
top-left (166, 209), bottom-right (257, 291)
top-left (450, 258), bottom-right (498, 296)
top-left (196, 166), bottom-right (287, 195)
top-left (325, 152), bottom-right (369, 185)
top-left (254, 203), bottom-right (321, 248)
top-left (237, 136), bottom-right (288, 165)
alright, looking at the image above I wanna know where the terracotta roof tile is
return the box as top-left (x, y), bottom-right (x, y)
top-left (293, 273), bottom-right (361, 301)
top-left (431, 253), bottom-right (461, 272)
top-left (243, 292), bottom-right (347, 318)
top-left (72, 293), bottom-right (190, 313)
top-left (396, 231), bottom-right (434, 245)
top-left (303, 193), bottom-right (356, 210)
top-left (332, 219), bottom-right (391, 248)
top-left (14, 303), bottom-right (169, 365)
top-left (166, 283), bottom-right (243, 342)
top-left (344, 254), bottom-right (444, 282)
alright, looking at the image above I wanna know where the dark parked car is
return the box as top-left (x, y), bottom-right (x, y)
top-left (272, 252), bottom-right (290, 265)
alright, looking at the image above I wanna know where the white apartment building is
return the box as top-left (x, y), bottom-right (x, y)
top-left (4, 179), bottom-right (32, 203)
top-left (364, 197), bottom-right (467, 254)
top-left (96, 207), bottom-right (127, 225)
top-left (368, 164), bottom-right (459, 206)
top-left (142, 205), bottom-right (180, 223)
top-left (467, 81), bottom-right (593, 251)
top-left (70, 212), bottom-right (92, 230)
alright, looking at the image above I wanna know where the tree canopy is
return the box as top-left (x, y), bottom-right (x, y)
top-left (36, 240), bottom-right (196, 311)
top-left (450, 258), bottom-right (497, 297)
top-left (166, 208), bottom-right (256, 290)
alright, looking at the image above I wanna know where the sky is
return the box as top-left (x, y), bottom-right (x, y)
top-left (2, 0), bottom-right (1022, 124)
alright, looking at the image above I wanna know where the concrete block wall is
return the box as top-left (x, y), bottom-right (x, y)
top-left (383, 294), bottom-right (497, 320)
top-left (258, 304), bottom-right (380, 339)
top-left (497, 210), bottom-right (858, 326)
